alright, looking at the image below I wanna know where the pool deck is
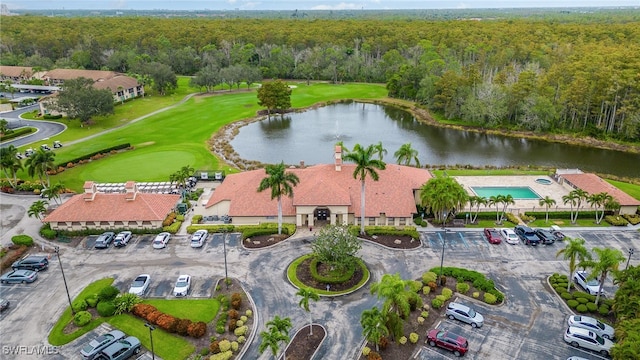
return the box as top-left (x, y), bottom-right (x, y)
top-left (453, 175), bottom-right (575, 214)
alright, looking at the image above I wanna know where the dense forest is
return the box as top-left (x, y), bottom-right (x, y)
top-left (1, 14), bottom-right (639, 142)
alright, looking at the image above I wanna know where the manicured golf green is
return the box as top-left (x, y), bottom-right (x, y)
top-left (27, 82), bottom-right (387, 191)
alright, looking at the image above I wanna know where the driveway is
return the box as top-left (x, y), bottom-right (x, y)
top-left (0, 191), bottom-right (638, 359)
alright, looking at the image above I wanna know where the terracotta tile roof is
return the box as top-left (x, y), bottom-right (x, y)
top-left (560, 173), bottom-right (640, 206)
top-left (44, 69), bottom-right (118, 82)
top-left (44, 192), bottom-right (181, 222)
top-left (92, 75), bottom-right (140, 92)
top-left (0, 66), bottom-right (33, 78)
top-left (206, 164), bottom-right (431, 217)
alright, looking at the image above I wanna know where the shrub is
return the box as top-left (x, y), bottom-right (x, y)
top-left (231, 293), bottom-right (242, 310)
top-left (237, 336), bottom-right (246, 344)
top-left (598, 306), bottom-right (610, 316)
top-left (187, 321), bottom-right (207, 338)
top-left (441, 288), bottom-right (453, 300)
top-left (484, 293), bottom-right (497, 304)
top-left (435, 295), bottom-right (446, 303)
top-left (97, 301), bottom-right (117, 317)
top-left (408, 280), bottom-right (422, 293)
top-left (72, 299), bottom-right (88, 312)
top-left (231, 341), bottom-right (239, 352)
top-left (73, 311), bottom-right (92, 327)
top-left (98, 285), bottom-right (120, 301)
top-left (456, 282), bottom-right (470, 294)
top-left (367, 351), bottom-right (382, 360)
top-left (399, 336), bottom-right (408, 345)
top-left (228, 309), bottom-right (239, 319)
top-left (431, 298), bottom-right (443, 309)
top-left (240, 315), bottom-right (248, 322)
top-left (472, 292), bottom-right (480, 298)
top-left (85, 294), bottom-right (99, 308)
top-left (561, 292), bottom-right (573, 300)
top-left (131, 303), bottom-right (157, 318)
top-left (216, 324), bottom-right (226, 334)
top-left (209, 351), bottom-right (233, 360)
top-left (576, 297), bottom-right (589, 304)
top-left (234, 325), bottom-right (248, 336)
top-left (422, 286), bottom-right (431, 295)
top-left (209, 340), bottom-right (221, 354)
top-left (11, 235), bottom-right (34, 246)
top-left (417, 317), bottom-right (425, 325)
top-left (245, 309), bottom-right (253, 317)
top-left (176, 319), bottom-right (192, 336)
top-left (378, 336), bottom-right (388, 350)
top-left (362, 347), bottom-right (371, 356)
top-left (567, 300), bottom-right (579, 308)
top-left (422, 271), bottom-right (438, 285)
top-left (421, 311), bottom-right (429, 319)
top-left (586, 303), bottom-right (597, 312)
top-left (409, 333), bottom-right (419, 344)
top-left (147, 310), bottom-right (162, 323)
top-left (219, 339), bottom-right (231, 352)
top-left (576, 304), bottom-right (588, 313)
top-left (557, 283), bottom-right (569, 290)
top-left (236, 320), bottom-right (244, 327)
top-left (156, 314), bottom-right (178, 333)
top-left (112, 293), bottom-right (142, 315)
top-left (228, 319), bottom-right (237, 332)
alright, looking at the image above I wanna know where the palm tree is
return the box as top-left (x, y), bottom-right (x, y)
top-left (369, 273), bottom-right (421, 340)
top-left (499, 194), bottom-right (515, 222)
top-left (373, 141), bottom-right (387, 161)
top-left (555, 237), bottom-right (591, 292)
top-left (266, 315), bottom-right (292, 337)
top-left (25, 148), bottom-right (56, 187)
top-left (394, 143), bottom-right (420, 167)
top-left (296, 288), bottom-right (320, 335)
top-left (28, 200), bottom-right (49, 222)
top-left (342, 144), bottom-right (386, 235)
top-left (488, 195), bottom-right (504, 224)
top-left (580, 247), bottom-right (626, 306)
top-left (259, 327), bottom-right (289, 360)
top-left (538, 196), bottom-right (556, 223)
top-left (564, 189), bottom-right (588, 224)
top-left (41, 182), bottom-right (66, 205)
top-left (419, 177), bottom-right (469, 225)
top-left (257, 162), bottom-right (300, 235)
top-left (588, 192), bottom-right (612, 224)
top-left (0, 145), bottom-right (23, 188)
top-left (360, 306), bottom-right (389, 352)
top-left (467, 195), bottom-right (487, 224)
top-left (562, 192), bottom-right (579, 224)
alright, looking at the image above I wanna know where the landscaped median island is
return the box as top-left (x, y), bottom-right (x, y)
top-left (49, 277), bottom-right (256, 360)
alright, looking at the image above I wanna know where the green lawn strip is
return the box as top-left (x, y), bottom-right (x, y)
top-left (607, 179), bottom-right (640, 201)
top-left (142, 298), bottom-right (220, 323)
top-left (287, 254), bottom-right (370, 296)
top-left (107, 314), bottom-right (194, 360)
top-left (48, 278), bottom-right (114, 346)
top-left (527, 218), bottom-right (610, 228)
top-left (432, 169), bottom-right (550, 177)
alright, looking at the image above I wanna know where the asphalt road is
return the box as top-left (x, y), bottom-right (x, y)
top-left (0, 105), bottom-right (67, 148)
top-left (0, 192), bottom-right (639, 360)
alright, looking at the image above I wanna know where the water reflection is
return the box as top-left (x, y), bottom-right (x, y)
top-left (229, 102), bottom-right (640, 178)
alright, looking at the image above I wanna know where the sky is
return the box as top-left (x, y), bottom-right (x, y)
top-left (4, 0), bottom-right (639, 11)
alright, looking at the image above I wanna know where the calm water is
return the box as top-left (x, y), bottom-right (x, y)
top-left (230, 102), bottom-right (640, 178)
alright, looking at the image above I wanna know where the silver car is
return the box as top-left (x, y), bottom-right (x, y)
top-left (80, 330), bottom-right (125, 360)
top-left (564, 326), bottom-right (613, 357)
top-left (568, 315), bottom-right (614, 340)
top-left (445, 302), bottom-right (484, 328)
top-left (573, 271), bottom-right (603, 295)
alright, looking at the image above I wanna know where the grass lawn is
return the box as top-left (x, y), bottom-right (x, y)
top-left (19, 82), bottom-right (387, 191)
top-left (142, 298), bottom-right (220, 323)
top-left (607, 179), bottom-right (640, 201)
top-left (107, 314), bottom-right (194, 360)
top-left (432, 169), bottom-right (551, 177)
top-left (527, 217), bottom-right (611, 228)
top-left (48, 278), bottom-right (115, 346)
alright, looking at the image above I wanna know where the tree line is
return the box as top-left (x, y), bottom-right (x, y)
top-left (1, 16), bottom-right (639, 141)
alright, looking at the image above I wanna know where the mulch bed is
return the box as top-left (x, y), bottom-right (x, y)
top-left (284, 324), bottom-right (326, 360)
top-left (242, 234), bottom-right (289, 248)
top-left (243, 232), bottom-right (419, 250)
top-left (295, 258), bottom-right (364, 292)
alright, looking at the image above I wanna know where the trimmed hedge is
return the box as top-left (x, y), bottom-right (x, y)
top-left (11, 234), bottom-right (34, 246)
top-left (55, 143), bottom-right (131, 168)
top-left (97, 301), bottom-right (116, 317)
top-left (73, 311), bottom-right (92, 327)
top-left (0, 127), bottom-right (35, 141)
top-left (187, 223), bottom-right (295, 238)
top-left (605, 215), bottom-right (629, 226)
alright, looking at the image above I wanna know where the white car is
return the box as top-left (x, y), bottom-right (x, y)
top-left (500, 228), bottom-right (519, 245)
top-left (152, 232), bottom-right (171, 249)
top-left (190, 230), bottom-right (207, 248)
top-left (564, 326), bottom-right (613, 357)
top-left (568, 315), bottom-right (614, 340)
top-left (173, 275), bottom-right (191, 297)
top-left (113, 231), bottom-right (132, 247)
top-left (573, 270), bottom-right (603, 295)
top-left (128, 274), bottom-right (151, 296)
top-left (445, 302), bottom-right (484, 328)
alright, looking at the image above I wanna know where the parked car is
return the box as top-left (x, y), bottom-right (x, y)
top-left (483, 228), bottom-right (501, 244)
top-left (128, 274), bottom-right (151, 296)
top-left (0, 298), bottom-right (9, 312)
top-left (534, 228), bottom-right (556, 245)
top-left (564, 326), bottom-right (613, 357)
top-left (568, 315), bottom-right (615, 340)
top-left (12, 255), bottom-right (49, 271)
top-left (0, 269), bottom-right (38, 284)
top-left (80, 330), bottom-right (126, 360)
top-left (514, 225), bottom-right (541, 246)
top-left (551, 225), bottom-right (566, 240)
top-left (426, 329), bottom-right (469, 357)
top-left (94, 232), bottom-right (116, 249)
top-left (190, 230), bottom-right (207, 248)
top-left (113, 231), bottom-right (132, 248)
top-left (96, 336), bottom-right (141, 360)
top-left (173, 274), bottom-right (191, 297)
top-left (446, 302), bottom-right (484, 328)
top-left (152, 232), bottom-right (171, 249)
top-left (499, 228), bottom-right (519, 245)
top-left (573, 271), bottom-right (603, 296)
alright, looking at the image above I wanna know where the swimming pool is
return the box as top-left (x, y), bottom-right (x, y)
top-left (470, 186), bottom-right (541, 200)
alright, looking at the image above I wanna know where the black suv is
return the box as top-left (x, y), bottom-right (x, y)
top-left (12, 256), bottom-right (49, 271)
top-left (514, 225), bottom-right (541, 246)
top-left (534, 228), bottom-right (556, 245)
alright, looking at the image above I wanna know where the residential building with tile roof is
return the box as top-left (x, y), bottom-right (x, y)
top-left (0, 66), bottom-right (35, 82)
top-left (44, 181), bottom-right (181, 231)
top-left (557, 172), bottom-right (640, 215)
top-left (202, 147), bottom-right (431, 227)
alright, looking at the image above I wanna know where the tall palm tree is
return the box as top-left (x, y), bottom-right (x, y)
top-left (373, 141), bottom-right (387, 161)
top-left (370, 273), bottom-right (421, 340)
top-left (467, 195), bottom-right (487, 224)
top-left (28, 200), bottom-right (49, 222)
top-left (25, 148), bottom-right (56, 187)
top-left (259, 327), bottom-right (289, 360)
top-left (562, 192), bottom-right (579, 224)
top-left (257, 162), bottom-right (300, 235)
top-left (0, 145), bottom-right (22, 188)
top-left (580, 247), bottom-right (626, 306)
top-left (588, 192), bottom-right (612, 224)
top-left (296, 288), bottom-right (320, 335)
top-left (394, 143), bottom-right (420, 167)
top-left (499, 194), bottom-right (515, 222)
top-left (567, 189), bottom-right (589, 224)
top-left (342, 144), bottom-right (386, 235)
top-left (539, 196), bottom-right (556, 223)
top-left (266, 315), bottom-right (292, 336)
top-left (41, 182), bottom-right (66, 205)
top-left (488, 195), bottom-right (504, 224)
top-left (360, 306), bottom-right (389, 352)
top-left (420, 177), bottom-right (469, 224)
top-left (556, 237), bottom-right (591, 292)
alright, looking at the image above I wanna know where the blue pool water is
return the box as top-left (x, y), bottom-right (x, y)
top-left (470, 186), bottom-right (541, 200)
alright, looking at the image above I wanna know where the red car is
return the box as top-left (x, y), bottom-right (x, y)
top-left (483, 228), bottom-right (502, 244)
top-left (427, 329), bottom-right (469, 357)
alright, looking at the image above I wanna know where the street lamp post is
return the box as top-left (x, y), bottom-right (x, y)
top-left (626, 248), bottom-right (635, 269)
top-left (54, 247), bottom-right (75, 316)
top-left (223, 233), bottom-right (229, 289)
top-left (145, 322), bottom-right (156, 360)
top-left (439, 211), bottom-right (448, 286)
